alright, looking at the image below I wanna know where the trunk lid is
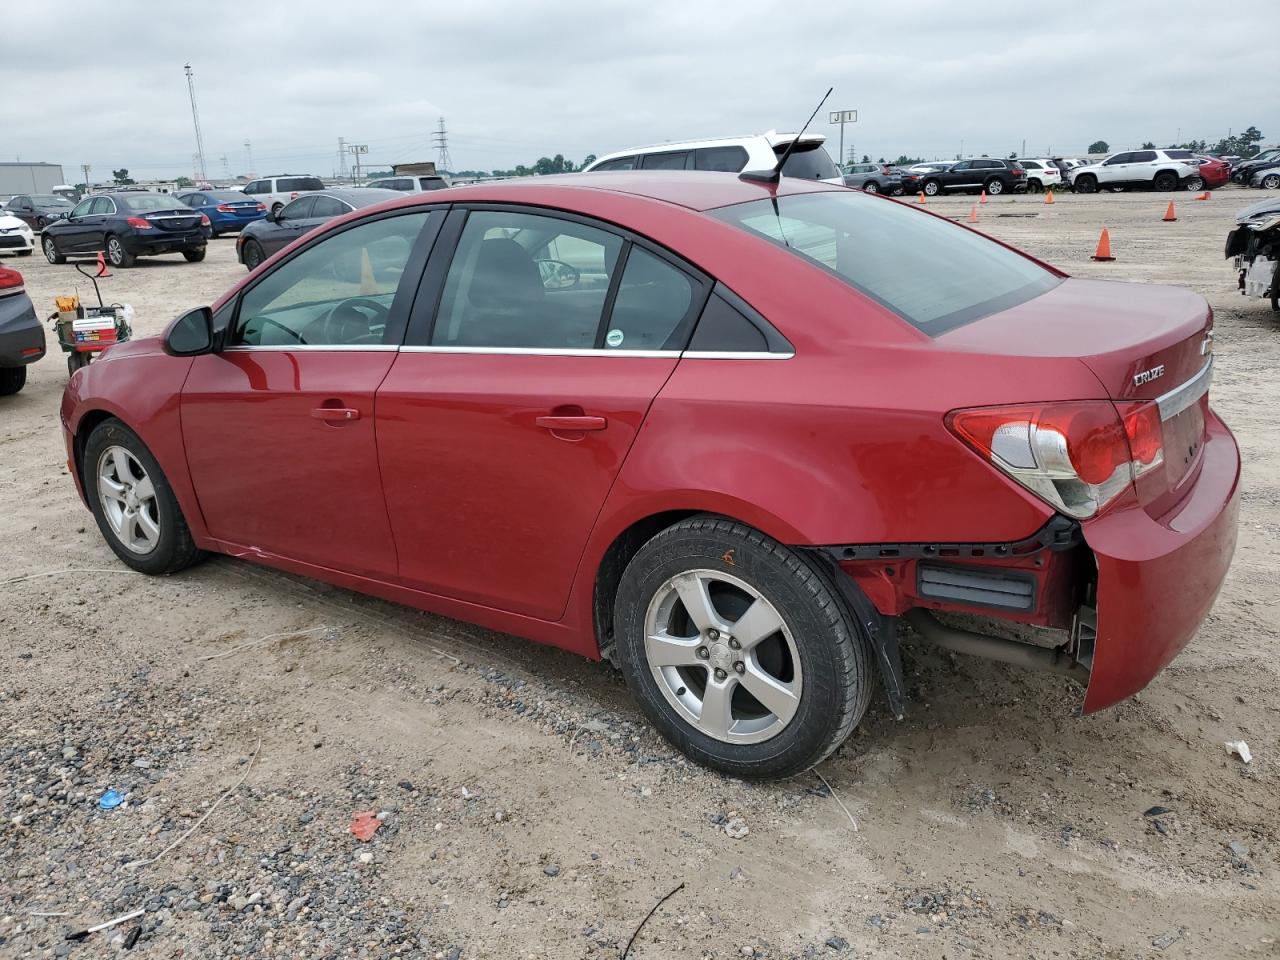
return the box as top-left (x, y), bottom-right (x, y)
top-left (940, 278), bottom-right (1213, 517)
top-left (146, 210), bottom-right (202, 232)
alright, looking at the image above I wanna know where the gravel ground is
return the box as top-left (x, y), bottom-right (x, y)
top-left (1, 187), bottom-right (1277, 959)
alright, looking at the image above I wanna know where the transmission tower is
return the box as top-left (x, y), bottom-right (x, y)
top-left (433, 118), bottom-right (453, 173)
top-left (243, 140), bottom-right (255, 177)
top-left (184, 65), bottom-right (208, 181)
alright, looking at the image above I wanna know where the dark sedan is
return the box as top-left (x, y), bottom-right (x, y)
top-left (176, 190), bottom-right (267, 237)
top-left (43, 193), bottom-right (209, 268)
top-left (236, 188), bottom-right (401, 270)
top-left (5, 194), bottom-right (76, 231)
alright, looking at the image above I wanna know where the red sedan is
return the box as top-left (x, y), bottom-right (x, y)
top-left (1193, 156), bottom-right (1231, 190)
top-left (61, 172), bottom-right (1239, 778)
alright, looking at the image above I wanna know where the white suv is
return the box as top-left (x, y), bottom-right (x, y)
top-left (240, 175), bottom-right (327, 215)
top-left (582, 131), bottom-right (843, 183)
top-left (1069, 150), bottom-right (1200, 193)
top-left (1015, 158), bottom-right (1063, 192)
top-left (364, 175), bottom-right (450, 193)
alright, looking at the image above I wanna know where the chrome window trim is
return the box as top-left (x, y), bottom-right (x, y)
top-left (223, 344), bottom-right (399, 352)
top-left (681, 350), bottom-right (794, 361)
top-left (1156, 357), bottom-right (1212, 422)
top-left (399, 346), bottom-right (679, 358)
top-left (219, 345), bottom-right (794, 359)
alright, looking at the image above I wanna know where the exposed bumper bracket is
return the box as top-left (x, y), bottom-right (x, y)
top-left (903, 608), bottom-right (1090, 686)
top-left (819, 515), bottom-right (1081, 563)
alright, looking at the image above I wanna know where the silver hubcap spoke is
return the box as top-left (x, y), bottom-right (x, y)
top-left (643, 568), bottom-right (802, 745)
top-left (96, 445), bottom-right (161, 555)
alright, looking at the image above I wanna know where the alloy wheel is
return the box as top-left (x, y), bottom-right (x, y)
top-left (864, 182), bottom-right (879, 194)
top-left (988, 180), bottom-right (1003, 195)
top-left (643, 569), bottom-right (802, 744)
top-left (96, 445), bottom-right (161, 554)
top-left (108, 237), bottom-right (125, 266)
top-left (43, 237), bottom-right (58, 263)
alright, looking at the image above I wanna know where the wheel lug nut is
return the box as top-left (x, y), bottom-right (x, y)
top-left (728, 638), bottom-right (740, 650)
top-left (696, 646), bottom-right (709, 660)
top-left (733, 661), bottom-right (745, 675)
top-left (714, 668), bottom-right (727, 681)
top-left (707, 629), bottom-right (719, 641)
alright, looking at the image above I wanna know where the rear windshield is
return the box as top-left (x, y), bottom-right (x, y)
top-left (121, 194), bottom-right (192, 212)
top-left (711, 191), bottom-right (1060, 335)
top-left (32, 195), bottom-right (74, 207)
top-left (280, 177), bottom-right (325, 191)
top-left (777, 143), bottom-right (839, 180)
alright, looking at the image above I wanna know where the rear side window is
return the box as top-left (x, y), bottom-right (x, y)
top-left (604, 248), bottom-right (696, 350)
top-left (694, 146), bottom-right (749, 172)
top-left (712, 191), bottom-right (1059, 336)
top-left (1131, 151), bottom-right (1157, 163)
top-left (778, 143), bottom-right (839, 180)
top-left (420, 177), bottom-right (448, 190)
top-left (1020, 160), bottom-right (1041, 170)
top-left (689, 294), bottom-right (767, 352)
top-left (592, 156), bottom-right (638, 172)
top-left (1164, 149), bottom-right (1194, 160)
top-left (640, 151), bottom-right (691, 171)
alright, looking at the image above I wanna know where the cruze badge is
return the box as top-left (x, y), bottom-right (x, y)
top-left (1133, 365), bottom-right (1165, 387)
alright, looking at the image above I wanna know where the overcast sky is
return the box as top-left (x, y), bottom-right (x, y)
top-left (4, 1), bottom-right (1276, 182)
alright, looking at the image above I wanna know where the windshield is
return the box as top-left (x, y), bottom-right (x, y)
top-left (777, 143), bottom-right (839, 180)
top-left (711, 190), bottom-right (1060, 335)
top-left (31, 195), bottom-right (73, 207)
top-left (122, 194), bottom-right (192, 212)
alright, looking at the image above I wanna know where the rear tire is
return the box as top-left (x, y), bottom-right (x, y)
top-left (985, 178), bottom-right (1004, 196)
top-left (68, 352), bottom-right (92, 375)
top-left (82, 418), bottom-right (206, 575)
top-left (613, 515), bottom-right (873, 779)
top-left (182, 247), bottom-right (206, 263)
top-left (1074, 174), bottom-right (1097, 194)
top-left (1261, 173), bottom-right (1280, 190)
top-left (43, 236), bottom-right (65, 264)
top-left (1153, 171), bottom-right (1178, 192)
top-left (242, 239), bottom-right (265, 271)
top-left (1185, 175), bottom-right (1204, 192)
top-left (106, 235), bottom-right (135, 268)
top-left (0, 366), bottom-right (26, 396)
top-left (271, 203), bottom-right (283, 216)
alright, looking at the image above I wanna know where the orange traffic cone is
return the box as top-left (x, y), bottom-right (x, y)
top-left (1091, 228), bottom-right (1115, 261)
top-left (1044, 190), bottom-right (1055, 205)
top-left (94, 251), bottom-right (111, 278)
top-left (1163, 201), bottom-right (1177, 222)
top-left (968, 205), bottom-right (978, 224)
top-left (917, 192), bottom-right (926, 204)
top-left (1195, 191), bottom-right (1211, 201)
top-left (979, 190), bottom-right (989, 205)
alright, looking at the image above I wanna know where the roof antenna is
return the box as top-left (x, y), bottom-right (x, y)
top-left (740, 87), bottom-right (834, 184)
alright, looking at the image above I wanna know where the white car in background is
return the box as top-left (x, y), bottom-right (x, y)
top-left (1069, 149), bottom-right (1200, 193)
top-left (1016, 158), bottom-right (1063, 192)
top-left (0, 212), bottom-right (35, 257)
top-left (365, 175), bottom-right (450, 193)
top-left (582, 131), bottom-right (843, 183)
top-left (240, 175), bottom-right (327, 215)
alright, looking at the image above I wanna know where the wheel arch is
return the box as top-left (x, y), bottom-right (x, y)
top-left (1154, 168), bottom-right (1181, 186)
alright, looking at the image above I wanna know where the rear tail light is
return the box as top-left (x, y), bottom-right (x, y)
top-left (126, 216), bottom-right (154, 230)
top-left (200, 214), bottom-right (211, 226)
top-left (946, 400), bottom-right (1164, 519)
top-left (216, 204), bottom-right (234, 213)
top-left (0, 266), bottom-right (24, 293)
top-left (290, 192), bottom-right (299, 200)
top-left (254, 203), bottom-right (266, 212)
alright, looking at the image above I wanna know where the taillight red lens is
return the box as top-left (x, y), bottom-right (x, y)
top-left (254, 203), bottom-right (266, 212)
top-left (0, 266), bottom-right (23, 290)
top-left (126, 216), bottom-right (153, 229)
top-left (200, 214), bottom-right (211, 226)
top-left (947, 400), bottom-right (1160, 519)
top-left (216, 204), bottom-right (234, 212)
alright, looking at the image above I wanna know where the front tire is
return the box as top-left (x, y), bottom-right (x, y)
top-left (82, 418), bottom-right (206, 575)
top-left (0, 366), bottom-right (26, 396)
top-left (43, 236), bottom-right (65, 264)
top-left (106, 235), bottom-right (135, 268)
top-left (1261, 173), bottom-right (1280, 190)
top-left (182, 247), bottom-right (206, 263)
top-left (1074, 175), bottom-right (1097, 194)
top-left (613, 515), bottom-right (873, 779)
top-left (863, 181), bottom-right (880, 194)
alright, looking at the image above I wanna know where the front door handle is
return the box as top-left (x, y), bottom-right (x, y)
top-left (536, 414), bottom-right (607, 432)
top-left (311, 406), bottom-right (360, 422)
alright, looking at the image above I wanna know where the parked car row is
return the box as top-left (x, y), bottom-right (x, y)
top-left (1231, 149), bottom-right (1280, 189)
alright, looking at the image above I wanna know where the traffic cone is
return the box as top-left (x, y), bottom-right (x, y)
top-left (1091, 228), bottom-right (1115, 261)
top-left (1163, 201), bottom-right (1177, 222)
top-left (979, 190), bottom-right (988, 205)
top-left (1044, 190), bottom-right (1055, 205)
top-left (94, 251), bottom-right (111, 278)
top-left (1195, 191), bottom-right (1211, 201)
top-left (917, 192), bottom-right (926, 204)
top-left (968, 205), bottom-right (978, 224)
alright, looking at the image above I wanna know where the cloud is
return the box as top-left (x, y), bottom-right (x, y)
top-left (1, 0), bottom-right (1274, 180)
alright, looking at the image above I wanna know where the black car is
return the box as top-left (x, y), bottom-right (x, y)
top-left (4, 194), bottom-right (76, 231)
top-left (42, 193), bottom-right (209, 268)
top-left (906, 158), bottom-right (1027, 197)
top-left (236, 188), bottom-right (403, 270)
top-left (0, 263), bottom-right (45, 395)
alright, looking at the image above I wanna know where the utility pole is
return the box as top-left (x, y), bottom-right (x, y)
top-left (184, 64), bottom-right (208, 181)
top-left (244, 140), bottom-right (255, 178)
top-left (1021, 138), bottom-right (1026, 157)
top-left (338, 137), bottom-right (347, 179)
top-left (433, 118), bottom-right (454, 173)
top-left (80, 163), bottom-right (91, 191)
top-left (828, 109), bottom-right (857, 169)
top-left (347, 144), bottom-right (368, 182)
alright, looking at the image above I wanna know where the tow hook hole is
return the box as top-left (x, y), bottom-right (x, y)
top-left (884, 567), bottom-right (896, 576)
top-left (842, 547), bottom-right (855, 559)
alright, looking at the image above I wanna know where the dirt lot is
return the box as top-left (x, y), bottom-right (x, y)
top-left (1, 189), bottom-right (1276, 959)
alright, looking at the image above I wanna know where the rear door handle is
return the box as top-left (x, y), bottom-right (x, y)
top-left (535, 415), bottom-right (607, 432)
top-left (311, 406), bottom-right (360, 422)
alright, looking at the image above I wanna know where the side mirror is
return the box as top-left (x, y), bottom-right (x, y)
top-left (266, 208), bottom-right (281, 223)
top-left (164, 306), bottom-right (214, 356)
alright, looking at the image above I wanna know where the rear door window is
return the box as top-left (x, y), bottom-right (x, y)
top-left (603, 248), bottom-right (697, 351)
top-left (592, 156), bottom-right (638, 172)
top-left (712, 190), bottom-right (1059, 336)
top-left (694, 146), bottom-right (749, 172)
top-left (280, 196), bottom-right (316, 220)
top-left (640, 151), bottom-right (692, 171)
top-left (310, 196), bottom-right (349, 218)
top-left (1131, 151), bottom-right (1157, 163)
